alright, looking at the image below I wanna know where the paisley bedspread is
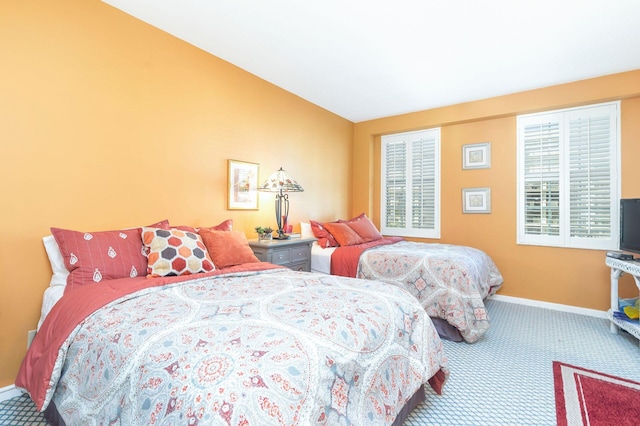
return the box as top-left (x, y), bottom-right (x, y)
top-left (357, 241), bottom-right (503, 343)
top-left (19, 268), bottom-right (448, 425)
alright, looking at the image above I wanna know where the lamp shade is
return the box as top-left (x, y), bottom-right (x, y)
top-left (258, 167), bottom-right (304, 193)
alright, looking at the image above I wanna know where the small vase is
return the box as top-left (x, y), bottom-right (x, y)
top-left (259, 233), bottom-right (272, 241)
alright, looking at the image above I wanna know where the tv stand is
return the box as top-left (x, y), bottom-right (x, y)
top-left (605, 256), bottom-right (640, 347)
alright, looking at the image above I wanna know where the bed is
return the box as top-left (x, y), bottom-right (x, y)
top-left (17, 221), bottom-right (448, 425)
top-left (305, 216), bottom-right (504, 343)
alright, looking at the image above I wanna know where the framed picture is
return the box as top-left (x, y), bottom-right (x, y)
top-left (462, 187), bottom-right (491, 214)
top-left (462, 142), bottom-right (491, 169)
top-left (228, 160), bottom-right (259, 210)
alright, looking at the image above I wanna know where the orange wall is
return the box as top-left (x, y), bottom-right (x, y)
top-left (356, 70), bottom-right (640, 314)
top-left (0, 1), bottom-right (353, 387)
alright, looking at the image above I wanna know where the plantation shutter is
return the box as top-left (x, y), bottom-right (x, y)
top-left (383, 140), bottom-right (407, 228)
top-left (568, 107), bottom-right (612, 240)
top-left (517, 102), bottom-right (618, 250)
top-left (381, 129), bottom-right (440, 238)
top-left (522, 118), bottom-right (561, 239)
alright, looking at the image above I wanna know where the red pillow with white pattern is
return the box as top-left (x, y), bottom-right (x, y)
top-left (309, 220), bottom-right (339, 248)
top-left (52, 227), bottom-right (149, 294)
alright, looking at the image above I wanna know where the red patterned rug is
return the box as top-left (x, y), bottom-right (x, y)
top-left (553, 361), bottom-right (640, 425)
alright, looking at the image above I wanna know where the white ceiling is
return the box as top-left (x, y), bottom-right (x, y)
top-left (102, 0), bottom-right (640, 123)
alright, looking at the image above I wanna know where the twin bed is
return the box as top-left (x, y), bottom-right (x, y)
top-left (305, 216), bottom-right (504, 343)
top-left (17, 220), bottom-right (449, 425)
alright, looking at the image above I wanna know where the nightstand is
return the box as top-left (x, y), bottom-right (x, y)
top-left (248, 237), bottom-right (316, 272)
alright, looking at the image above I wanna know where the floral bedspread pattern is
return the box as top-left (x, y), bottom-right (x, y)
top-left (42, 269), bottom-right (447, 425)
top-left (357, 242), bottom-right (504, 343)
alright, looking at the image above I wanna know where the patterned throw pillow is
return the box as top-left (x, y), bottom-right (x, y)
top-left (51, 227), bottom-right (149, 294)
top-left (141, 227), bottom-right (215, 277)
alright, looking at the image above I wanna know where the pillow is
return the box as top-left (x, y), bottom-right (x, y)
top-left (199, 229), bottom-right (260, 269)
top-left (310, 220), bottom-right (339, 248)
top-left (141, 227), bottom-right (215, 277)
top-left (42, 235), bottom-right (69, 287)
top-left (149, 219), bottom-right (171, 229)
top-left (345, 214), bottom-right (382, 242)
top-left (45, 219), bottom-right (170, 289)
top-left (300, 222), bottom-right (314, 239)
top-left (198, 219), bottom-right (233, 232)
top-left (323, 222), bottom-right (365, 246)
top-left (51, 227), bottom-right (149, 293)
top-left (171, 219), bottom-right (234, 233)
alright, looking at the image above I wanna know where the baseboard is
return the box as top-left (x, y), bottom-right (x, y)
top-left (490, 294), bottom-right (608, 319)
top-left (0, 384), bottom-right (22, 402)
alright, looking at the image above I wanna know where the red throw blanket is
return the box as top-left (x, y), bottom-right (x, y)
top-left (16, 262), bottom-right (282, 411)
top-left (330, 236), bottom-right (404, 277)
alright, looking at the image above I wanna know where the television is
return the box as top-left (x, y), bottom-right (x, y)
top-left (620, 198), bottom-right (640, 254)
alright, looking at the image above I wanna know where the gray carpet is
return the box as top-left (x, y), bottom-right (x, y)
top-left (405, 298), bottom-right (640, 425)
top-left (1, 299), bottom-right (638, 425)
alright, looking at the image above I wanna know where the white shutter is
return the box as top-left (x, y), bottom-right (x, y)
top-left (517, 102), bottom-right (619, 250)
top-left (521, 116), bottom-right (562, 241)
top-left (382, 129), bottom-right (440, 238)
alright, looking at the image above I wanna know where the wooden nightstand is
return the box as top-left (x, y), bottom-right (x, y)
top-left (248, 237), bottom-right (316, 272)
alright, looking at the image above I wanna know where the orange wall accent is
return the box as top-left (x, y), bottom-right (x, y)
top-left (355, 70), bottom-right (640, 316)
top-left (0, 1), bottom-right (353, 387)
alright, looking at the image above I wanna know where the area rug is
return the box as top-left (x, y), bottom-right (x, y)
top-left (553, 361), bottom-right (640, 426)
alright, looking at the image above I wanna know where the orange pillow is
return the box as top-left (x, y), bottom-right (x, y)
top-left (323, 222), bottom-right (365, 246)
top-left (346, 214), bottom-right (382, 242)
top-left (199, 229), bottom-right (260, 269)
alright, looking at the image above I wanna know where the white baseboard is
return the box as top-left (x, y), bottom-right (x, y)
top-left (0, 384), bottom-right (22, 403)
top-left (490, 294), bottom-right (608, 319)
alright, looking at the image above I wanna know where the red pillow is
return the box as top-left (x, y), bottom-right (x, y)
top-left (199, 219), bottom-right (233, 232)
top-left (309, 220), bottom-right (339, 248)
top-left (323, 222), bottom-right (365, 246)
top-left (199, 229), bottom-right (260, 269)
top-left (148, 219), bottom-right (170, 229)
top-left (345, 214), bottom-right (382, 242)
top-left (52, 227), bottom-right (148, 294)
top-left (170, 219), bottom-right (233, 234)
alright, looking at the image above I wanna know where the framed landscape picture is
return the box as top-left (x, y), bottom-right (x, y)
top-left (228, 160), bottom-right (259, 210)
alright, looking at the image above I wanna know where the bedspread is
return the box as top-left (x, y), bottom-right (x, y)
top-left (17, 268), bottom-right (447, 425)
top-left (357, 241), bottom-right (503, 343)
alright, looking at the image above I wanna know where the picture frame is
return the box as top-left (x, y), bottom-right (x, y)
top-left (228, 160), bottom-right (259, 210)
top-left (462, 187), bottom-right (491, 214)
top-left (462, 142), bottom-right (491, 169)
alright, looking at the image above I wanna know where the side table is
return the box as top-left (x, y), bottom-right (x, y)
top-left (248, 237), bottom-right (316, 272)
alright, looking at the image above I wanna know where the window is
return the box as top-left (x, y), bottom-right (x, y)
top-left (517, 102), bottom-right (620, 250)
top-left (381, 129), bottom-right (440, 238)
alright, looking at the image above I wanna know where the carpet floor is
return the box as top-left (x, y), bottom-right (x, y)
top-left (1, 298), bottom-right (639, 425)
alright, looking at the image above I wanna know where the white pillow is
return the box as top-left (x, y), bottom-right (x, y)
top-left (43, 235), bottom-right (69, 287)
top-left (300, 221), bottom-right (314, 239)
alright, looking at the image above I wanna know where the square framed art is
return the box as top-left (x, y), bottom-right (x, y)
top-left (462, 142), bottom-right (491, 169)
top-left (462, 187), bottom-right (491, 214)
top-left (228, 160), bottom-right (259, 210)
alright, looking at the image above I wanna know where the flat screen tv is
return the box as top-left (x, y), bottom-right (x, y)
top-left (620, 198), bottom-right (640, 254)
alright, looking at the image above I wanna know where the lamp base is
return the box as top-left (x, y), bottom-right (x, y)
top-left (273, 234), bottom-right (291, 240)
